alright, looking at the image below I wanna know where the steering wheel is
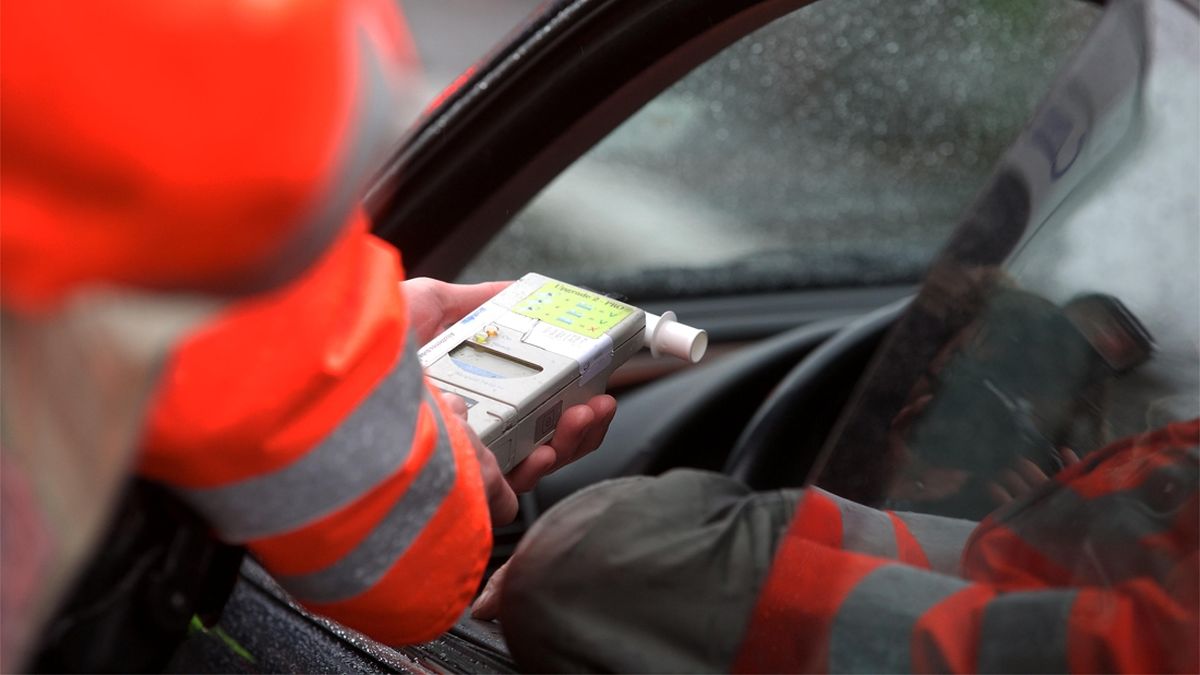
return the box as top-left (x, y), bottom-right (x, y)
top-left (722, 298), bottom-right (910, 491)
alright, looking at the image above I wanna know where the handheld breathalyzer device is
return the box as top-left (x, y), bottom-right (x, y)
top-left (418, 273), bottom-right (707, 472)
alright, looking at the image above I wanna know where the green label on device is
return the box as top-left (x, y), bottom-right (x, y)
top-left (514, 282), bottom-right (633, 339)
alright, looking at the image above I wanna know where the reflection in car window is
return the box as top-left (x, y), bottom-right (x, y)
top-left (1004, 9), bottom-right (1200, 444)
top-left (459, 0), bottom-right (1100, 300)
top-left (798, 6), bottom-right (1198, 666)
top-left (817, 0), bottom-right (1198, 521)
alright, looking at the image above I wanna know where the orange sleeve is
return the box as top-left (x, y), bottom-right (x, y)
top-left (735, 424), bottom-right (1199, 673)
top-left (5, 0), bottom-right (471, 645)
top-left (0, 0), bottom-right (413, 311)
top-left (140, 214), bottom-right (492, 644)
top-left (733, 534), bottom-right (1196, 674)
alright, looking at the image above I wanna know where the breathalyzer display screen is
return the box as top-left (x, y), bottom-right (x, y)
top-left (449, 342), bottom-right (543, 379)
top-left (514, 281), bottom-right (634, 339)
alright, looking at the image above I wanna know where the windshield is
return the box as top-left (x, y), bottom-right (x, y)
top-left (459, 0), bottom-right (1100, 300)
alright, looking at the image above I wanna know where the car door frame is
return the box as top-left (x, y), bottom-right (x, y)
top-left (367, 0), bottom-right (814, 279)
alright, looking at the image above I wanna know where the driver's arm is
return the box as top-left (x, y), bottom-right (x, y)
top-left (735, 530), bottom-right (1197, 673)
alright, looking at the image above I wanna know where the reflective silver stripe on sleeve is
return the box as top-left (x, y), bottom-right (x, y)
top-left (893, 511), bottom-right (976, 574)
top-left (822, 488), bottom-right (898, 560)
top-left (829, 564), bottom-right (970, 674)
top-left (178, 335), bottom-right (424, 541)
top-left (275, 397), bottom-right (458, 604)
top-left (977, 590), bottom-right (1076, 674)
top-left (993, 446), bottom-right (1197, 584)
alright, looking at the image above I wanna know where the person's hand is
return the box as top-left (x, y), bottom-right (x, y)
top-left (402, 277), bottom-right (512, 343)
top-left (505, 395), bottom-right (617, 494)
top-left (442, 391), bottom-right (618, 524)
top-left (441, 392), bottom-right (519, 526)
top-left (471, 560), bottom-right (510, 621)
top-left (409, 277), bottom-right (519, 525)
top-left (985, 447), bottom-right (1081, 506)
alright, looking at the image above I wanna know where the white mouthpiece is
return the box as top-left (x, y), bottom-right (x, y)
top-left (645, 311), bottom-right (708, 363)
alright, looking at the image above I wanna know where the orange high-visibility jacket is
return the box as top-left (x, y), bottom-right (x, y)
top-left (735, 419), bottom-right (1199, 673)
top-left (2, 0), bottom-right (491, 645)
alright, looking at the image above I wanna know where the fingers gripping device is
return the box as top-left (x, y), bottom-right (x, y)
top-left (419, 273), bottom-right (707, 471)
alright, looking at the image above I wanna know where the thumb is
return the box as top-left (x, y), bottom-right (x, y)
top-left (440, 392), bottom-right (468, 420)
top-left (438, 280), bottom-right (512, 322)
top-left (471, 562), bottom-right (510, 620)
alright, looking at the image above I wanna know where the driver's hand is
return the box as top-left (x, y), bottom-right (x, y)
top-left (505, 395), bottom-right (617, 493)
top-left (985, 447), bottom-right (1081, 506)
top-left (441, 392), bottom-right (618, 524)
top-left (471, 560), bottom-right (510, 621)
